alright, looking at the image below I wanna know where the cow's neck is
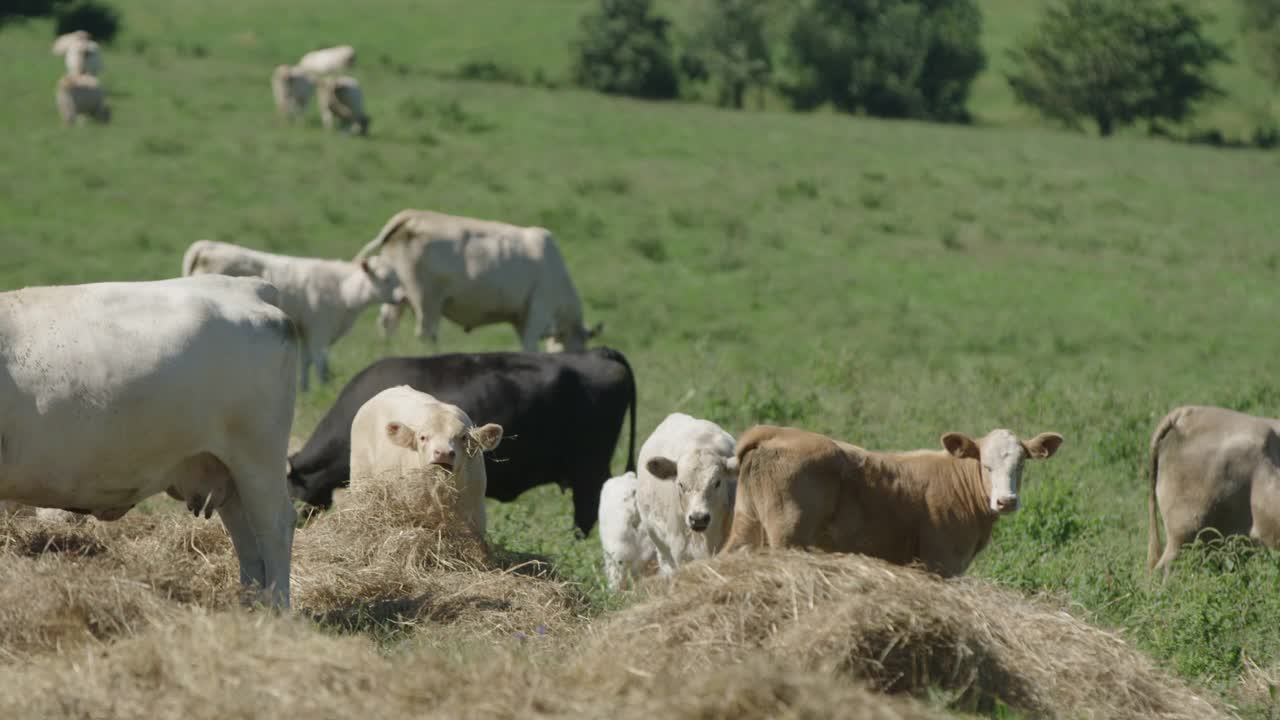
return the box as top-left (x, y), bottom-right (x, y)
top-left (888, 452), bottom-right (995, 525)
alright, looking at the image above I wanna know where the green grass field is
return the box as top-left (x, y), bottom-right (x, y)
top-left (3, 1), bottom-right (1280, 714)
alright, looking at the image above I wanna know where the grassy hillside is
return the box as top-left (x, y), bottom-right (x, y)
top-left (2, 2), bottom-right (1280, 713)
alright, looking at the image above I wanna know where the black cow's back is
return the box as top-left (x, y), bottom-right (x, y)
top-left (287, 348), bottom-right (636, 535)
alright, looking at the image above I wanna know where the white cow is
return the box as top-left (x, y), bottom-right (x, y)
top-left (297, 45), bottom-right (356, 76)
top-left (598, 471), bottom-right (656, 590)
top-left (349, 386), bottom-right (503, 535)
top-left (53, 31), bottom-right (102, 76)
top-left (182, 239), bottom-right (402, 392)
top-left (318, 75), bottom-right (370, 136)
top-left (56, 74), bottom-right (110, 126)
top-left (354, 209), bottom-right (601, 352)
top-left (0, 275), bottom-right (298, 608)
top-left (271, 65), bottom-right (315, 121)
top-left (634, 413), bottom-right (738, 577)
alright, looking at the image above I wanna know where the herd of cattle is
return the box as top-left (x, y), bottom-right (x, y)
top-left (12, 33), bottom-right (1280, 612)
top-left (50, 34), bottom-right (369, 134)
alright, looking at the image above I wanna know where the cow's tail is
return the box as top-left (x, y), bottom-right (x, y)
top-left (182, 239), bottom-right (210, 277)
top-left (1147, 407), bottom-right (1185, 568)
top-left (731, 424), bottom-right (784, 473)
top-left (354, 210), bottom-right (414, 262)
top-left (597, 347), bottom-right (637, 473)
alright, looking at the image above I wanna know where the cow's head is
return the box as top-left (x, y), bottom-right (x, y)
top-left (942, 429), bottom-right (1064, 514)
top-left (645, 448), bottom-right (736, 532)
top-left (359, 256), bottom-right (402, 305)
top-left (547, 321), bottom-right (604, 353)
top-left (385, 406), bottom-right (503, 473)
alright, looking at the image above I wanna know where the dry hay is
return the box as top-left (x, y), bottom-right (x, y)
top-left (587, 549), bottom-right (1225, 720)
top-left (0, 608), bottom-right (948, 720)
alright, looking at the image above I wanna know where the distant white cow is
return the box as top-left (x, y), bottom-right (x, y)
top-left (0, 274), bottom-right (299, 608)
top-left (271, 64), bottom-right (315, 121)
top-left (349, 385), bottom-right (503, 535)
top-left (56, 74), bottom-right (110, 126)
top-left (53, 31), bottom-right (102, 76)
top-left (182, 239), bottom-right (402, 392)
top-left (634, 413), bottom-right (738, 577)
top-left (297, 45), bottom-right (356, 76)
top-left (598, 471), bottom-right (657, 590)
top-left (354, 209), bottom-right (602, 352)
top-left (318, 75), bottom-right (370, 136)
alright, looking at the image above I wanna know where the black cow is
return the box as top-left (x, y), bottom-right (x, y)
top-left (286, 347), bottom-right (637, 536)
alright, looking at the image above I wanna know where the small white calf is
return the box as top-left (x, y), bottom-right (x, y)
top-left (598, 471), bottom-right (656, 590)
top-left (297, 45), bottom-right (356, 76)
top-left (182, 239), bottom-right (402, 391)
top-left (271, 65), bottom-right (315, 121)
top-left (318, 75), bottom-right (370, 136)
top-left (56, 74), bottom-right (110, 126)
top-left (634, 413), bottom-right (738, 577)
top-left (349, 386), bottom-right (503, 535)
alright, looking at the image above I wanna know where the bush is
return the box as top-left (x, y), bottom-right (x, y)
top-left (53, 0), bottom-right (120, 44)
top-left (781, 0), bottom-right (985, 123)
top-left (680, 0), bottom-right (773, 109)
top-left (1240, 0), bottom-right (1280, 88)
top-left (571, 0), bottom-right (679, 100)
top-left (1007, 0), bottom-right (1228, 137)
top-left (0, 0), bottom-right (66, 26)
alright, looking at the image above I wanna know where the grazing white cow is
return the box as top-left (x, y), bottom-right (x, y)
top-left (52, 30), bottom-right (91, 56)
top-left (53, 31), bottom-right (102, 76)
top-left (349, 386), bottom-right (503, 535)
top-left (297, 45), bottom-right (356, 76)
top-left (634, 413), bottom-right (738, 577)
top-left (318, 75), bottom-right (370, 136)
top-left (271, 64), bottom-right (315, 121)
top-left (182, 239), bottom-right (402, 392)
top-left (598, 471), bottom-right (656, 590)
top-left (0, 275), bottom-right (299, 608)
top-left (355, 209), bottom-right (602, 352)
top-left (56, 74), bottom-right (110, 126)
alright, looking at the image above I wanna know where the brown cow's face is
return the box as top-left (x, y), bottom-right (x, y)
top-left (943, 429), bottom-right (1064, 514)
top-left (386, 408), bottom-right (503, 473)
top-left (646, 448), bottom-right (736, 532)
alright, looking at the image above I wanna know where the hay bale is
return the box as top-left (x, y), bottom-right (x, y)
top-left (591, 550), bottom-right (1224, 720)
top-left (0, 608), bottom-right (946, 720)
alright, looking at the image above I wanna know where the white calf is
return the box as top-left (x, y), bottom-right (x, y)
top-left (598, 471), bottom-right (656, 590)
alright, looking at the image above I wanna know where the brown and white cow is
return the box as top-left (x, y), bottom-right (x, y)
top-left (723, 425), bottom-right (1064, 577)
top-left (1148, 405), bottom-right (1280, 577)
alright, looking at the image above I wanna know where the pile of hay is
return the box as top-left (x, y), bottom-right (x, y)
top-left (0, 608), bottom-right (947, 720)
top-left (583, 550), bottom-right (1224, 720)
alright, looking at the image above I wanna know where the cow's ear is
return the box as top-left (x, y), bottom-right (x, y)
top-left (360, 259), bottom-right (373, 275)
top-left (587, 321), bottom-right (604, 339)
top-left (942, 432), bottom-right (979, 459)
top-left (386, 422), bottom-right (417, 449)
top-left (470, 423), bottom-right (503, 453)
top-left (1023, 433), bottom-right (1064, 459)
top-left (646, 456), bottom-right (678, 480)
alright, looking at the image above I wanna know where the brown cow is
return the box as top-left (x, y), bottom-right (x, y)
top-left (1147, 405), bottom-right (1280, 577)
top-left (723, 425), bottom-right (1063, 577)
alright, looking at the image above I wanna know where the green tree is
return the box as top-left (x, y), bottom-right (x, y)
top-left (1007, 0), bottom-right (1229, 137)
top-left (680, 0), bottom-right (773, 109)
top-left (780, 0), bottom-right (985, 123)
top-left (1239, 0), bottom-right (1280, 88)
top-left (571, 0), bottom-right (679, 100)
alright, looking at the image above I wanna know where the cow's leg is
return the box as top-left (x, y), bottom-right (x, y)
top-left (518, 299), bottom-right (554, 352)
top-left (216, 491), bottom-right (267, 601)
top-left (297, 346), bottom-right (312, 393)
top-left (414, 291), bottom-right (446, 345)
top-left (310, 341), bottom-right (331, 386)
top-left (721, 488), bottom-right (763, 553)
top-left (221, 460), bottom-right (295, 609)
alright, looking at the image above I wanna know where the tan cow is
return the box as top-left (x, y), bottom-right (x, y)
top-left (1148, 405), bottom-right (1280, 577)
top-left (723, 425), bottom-right (1063, 577)
top-left (349, 386), bottom-right (503, 535)
top-left (56, 74), bottom-right (110, 126)
top-left (354, 209), bottom-right (601, 352)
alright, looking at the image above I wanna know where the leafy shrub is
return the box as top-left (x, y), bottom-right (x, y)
top-left (54, 0), bottom-right (121, 44)
top-left (1, 0), bottom-right (65, 26)
top-left (1240, 0), bottom-right (1280, 88)
top-left (680, 0), bottom-right (773, 109)
top-left (781, 0), bottom-right (985, 122)
top-left (571, 0), bottom-right (679, 100)
top-left (1007, 0), bottom-right (1228, 137)
top-left (456, 61), bottom-right (526, 86)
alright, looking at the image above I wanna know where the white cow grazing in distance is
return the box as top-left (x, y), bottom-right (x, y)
top-left (318, 75), bottom-right (370, 136)
top-left (598, 471), bottom-right (656, 590)
top-left (56, 75), bottom-right (110, 126)
top-left (349, 386), bottom-right (503, 535)
top-left (182, 239), bottom-right (402, 392)
top-left (297, 45), bottom-right (356, 76)
top-left (52, 30), bottom-right (91, 56)
top-left (0, 275), bottom-right (299, 608)
top-left (634, 413), bottom-right (738, 577)
top-left (355, 209), bottom-right (602, 352)
top-left (53, 31), bottom-right (103, 76)
top-left (271, 64), bottom-right (315, 121)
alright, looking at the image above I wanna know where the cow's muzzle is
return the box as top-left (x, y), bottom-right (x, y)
top-left (994, 495), bottom-right (1019, 514)
top-left (687, 512), bottom-right (711, 532)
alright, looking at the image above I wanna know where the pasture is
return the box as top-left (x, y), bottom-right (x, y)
top-left (2, 0), bottom-right (1280, 716)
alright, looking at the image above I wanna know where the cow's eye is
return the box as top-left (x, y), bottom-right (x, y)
top-left (714, 479), bottom-right (721, 489)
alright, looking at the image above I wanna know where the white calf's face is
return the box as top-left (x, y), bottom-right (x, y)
top-left (360, 257), bottom-right (403, 304)
top-left (386, 408), bottom-right (502, 472)
top-left (646, 448), bottom-right (736, 532)
top-left (942, 429), bottom-right (1064, 514)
